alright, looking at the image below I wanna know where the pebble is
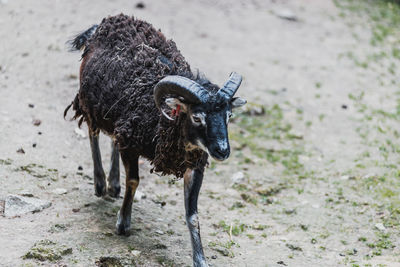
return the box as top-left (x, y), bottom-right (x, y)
top-left (155, 230), bottom-right (165, 235)
top-left (4, 194), bottom-right (51, 217)
top-left (242, 103), bottom-right (265, 116)
top-left (53, 188), bottom-right (67, 195)
top-left (16, 148), bottom-right (25, 154)
top-left (32, 119), bottom-right (41, 126)
top-left (231, 172), bottom-right (245, 184)
top-left (375, 223), bottom-right (386, 231)
top-left (276, 9), bottom-right (298, 21)
top-left (20, 191), bottom-right (34, 197)
top-left (135, 2), bottom-right (145, 9)
top-left (134, 190), bottom-right (146, 201)
top-left (312, 204), bottom-right (320, 209)
top-left (130, 249), bottom-right (141, 257)
top-left (74, 128), bottom-right (86, 138)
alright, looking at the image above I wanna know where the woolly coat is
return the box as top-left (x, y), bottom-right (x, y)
top-left (67, 14), bottom-right (207, 177)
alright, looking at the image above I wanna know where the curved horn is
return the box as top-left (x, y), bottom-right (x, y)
top-left (154, 76), bottom-right (209, 109)
top-left (218, 72), bottom-right (243, 99)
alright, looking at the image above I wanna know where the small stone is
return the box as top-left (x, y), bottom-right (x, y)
top-left (231, 172), bottom-right (245, 184)
top-left (276, 9), bottom-right (297, 21)
top-left (153, 243), bottom-right (167, 249)
top-left (134, 190), bottom-right (146, 201)
top-left (67, 74), bottom-right (77, 80)
top-left (28, 103), bottom-right (34, 108)
top-left (213, 247), bottom-right (230, 257)
top-left (72, 208), bottom-right (80, 213)
top-left (74, 128), bottom-right (86, 138)
top-left (277, 261), bottom-right (287, 266)
top-left (103, 232), bottom-right (113, 237)
top-left (135, 2), bottom-right (145, 9)
top-left (341, 104), bottom-right (348, 109)
top-left (155, 230), bottom-right (165, 235)
top-left (38, 131), bottom-right (42, 135)
top-left (17, 148), bottom-right (25, 154)
top-left (211, 255), bottom-right (217, 259)
top-left (284, 208), bottom-right (296, 215)
top-left (242, 103), bottom-right (265, 116)
top-left (77, 166), bottom-right (83, 171)
top-left (375, 223), bottom-right (386, 231)
top-left (340, 175), bottom-right (349, 180)
top-left (4, 194), bottom-right (51, 217)
top-left (49, 224), bottom-right (68, 233)
top-left (32, 119), bottom-right (41, 126)
top-left (53, 188), bottom-right (67, 195)
top-left (20, 191), bottom-right (34, 197)
top-left (0, 200), bottom-right (4, 215)
top-left (32, 143), bottom-right (37, 148)
top-left (130, 249), bottom-right (141, 257)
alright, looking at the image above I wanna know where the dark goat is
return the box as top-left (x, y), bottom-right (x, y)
top-left (65, 14), bottom-right (246, 267)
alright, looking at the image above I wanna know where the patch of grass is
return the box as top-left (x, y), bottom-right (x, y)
top-left (286, 243), bottom-right (303, 251)
top-left (14, 163), bottom-right (58, 180)
top-left (230, 104), bottom-right (307, 176)
top-left (23, 240), bottom-right (72, 262)
top-left (0, 158), bottom-right (13, 165)
top-left (229, 201), bottom-right (246, 210)
top-left (217, 220), bottom-right (247, 237)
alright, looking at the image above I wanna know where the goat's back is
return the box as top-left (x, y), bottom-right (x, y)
top-left (72, 14), bottom-right (192, 153)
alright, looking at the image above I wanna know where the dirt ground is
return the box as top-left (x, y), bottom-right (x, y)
top-left (0, 0), bottom-right (399, 266)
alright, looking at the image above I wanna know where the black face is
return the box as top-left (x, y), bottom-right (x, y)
top-left (185, 94), bottom-right (235, 161)
top-left (161, 76), bottom-right (246, 161)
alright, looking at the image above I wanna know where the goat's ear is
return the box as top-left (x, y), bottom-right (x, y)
top-left (231, 97), bottom-right (247, 109)
top-left (165, 98), bottom-right (188, 112)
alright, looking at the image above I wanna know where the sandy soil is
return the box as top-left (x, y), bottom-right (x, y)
top-left (0, 0), bottom-right (399, 266)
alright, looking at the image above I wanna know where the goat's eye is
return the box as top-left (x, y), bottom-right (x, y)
top-left (193, 116), bottom-right (201, 123)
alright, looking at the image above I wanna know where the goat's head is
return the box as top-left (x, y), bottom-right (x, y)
top-left (154, 72), bottom-right (246, 161)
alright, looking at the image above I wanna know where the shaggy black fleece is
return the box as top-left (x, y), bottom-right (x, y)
top-left (65, 14), bottom-right (208, 178)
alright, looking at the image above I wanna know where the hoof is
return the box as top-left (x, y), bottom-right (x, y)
top-left (95, 183), bottom-right (107, 197)
top-left (107, 184), bottom-right (121, 198)
top-left (116, 211), bottom-right (131, 236)
top-left (193, 259), bottom-right (208, 267)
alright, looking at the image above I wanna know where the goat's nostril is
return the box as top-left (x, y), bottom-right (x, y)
top-left (215, 147), bottom-right (228, 157)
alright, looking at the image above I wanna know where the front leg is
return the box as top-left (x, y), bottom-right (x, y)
top-left (184, 167), bottom-right (208, 267)
top-left (116, 149), bottom-right (139, 235)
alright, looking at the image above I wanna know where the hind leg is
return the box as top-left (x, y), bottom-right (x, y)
top-left (89, 129), bottom-right (107, 197)
top-left (107, 140), bottom-right (121, 198)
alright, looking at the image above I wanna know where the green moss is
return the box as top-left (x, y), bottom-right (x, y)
top-left (22, 240), bottom-right (72, 262)
top-left (0, 158), bottom-right (13, 165)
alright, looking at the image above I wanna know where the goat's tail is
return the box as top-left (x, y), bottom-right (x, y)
top-left (67, 24), bottom-right (98, 51)
top-left (64, 25), bottom-right (98, 124)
